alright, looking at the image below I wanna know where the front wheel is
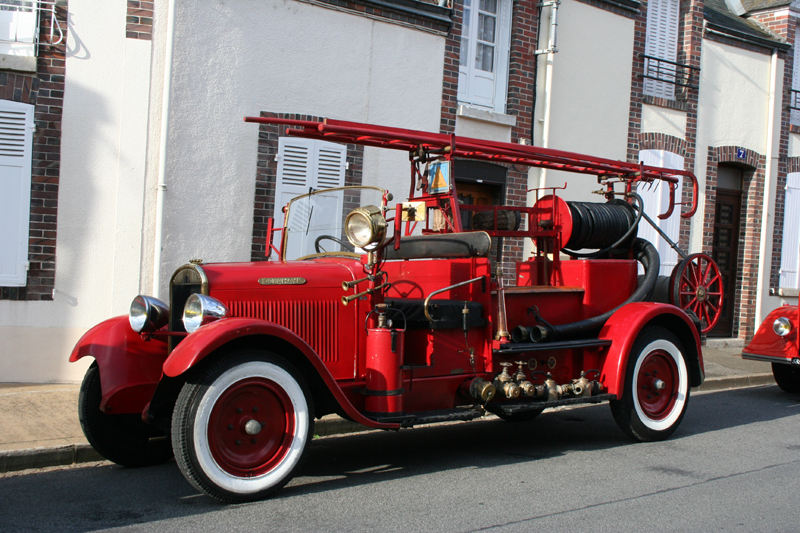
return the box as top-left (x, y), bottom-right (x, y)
top-left (78, 362), bottom-right (173, 467)
top-left (172, 350), bottom-right (314, 503)
top-left (610, 326), bottom-right (690, 442)
top-left (772, 363), bottom-right (800, 393)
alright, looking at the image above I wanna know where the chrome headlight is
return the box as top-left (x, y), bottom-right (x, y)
top-left (183, 293), bottom-right (228, 333)
top-left (345, 205), bottom-right (387, 248)
top-left (129, 295), bottom-right (169, 333)
top-left (773, 317), bottom-right (792, 337)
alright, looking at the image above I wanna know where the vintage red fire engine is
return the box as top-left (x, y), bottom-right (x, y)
top-left (743, 304), bottom-right (800, 392)
top-left (70, 117), bottom-right (722, 502)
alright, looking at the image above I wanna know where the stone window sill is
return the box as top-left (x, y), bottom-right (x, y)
top-left (457, 104), bottom-right (517, 127)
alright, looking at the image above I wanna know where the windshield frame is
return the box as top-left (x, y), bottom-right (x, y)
top-left (279, 185), bottom-right (389, 260)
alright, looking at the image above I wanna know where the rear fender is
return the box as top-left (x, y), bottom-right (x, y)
top-left (69, 316), bottom-right (168, 414)
top-left (599, 303), bottom-right (703, 397)
top-left (162, 317), bottom-right (399, 429)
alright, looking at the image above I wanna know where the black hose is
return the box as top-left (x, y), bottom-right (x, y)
top-left (532, 238), bottom-right (660, 342)
top-left (562, 197), bottom-right (643, 259)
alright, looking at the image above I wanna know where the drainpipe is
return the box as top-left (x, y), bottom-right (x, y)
top-left (535, 1), bottom-right (560, 195)
top-left (153, 0), bottom-right (178, 299)
top-left (755, 48), bottom-right (779, 331)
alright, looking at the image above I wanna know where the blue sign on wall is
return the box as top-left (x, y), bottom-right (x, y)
top-left (737, 148), bottom-right (746, 159)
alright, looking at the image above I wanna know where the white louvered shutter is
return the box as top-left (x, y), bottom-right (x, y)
top-left (779, 173), bottom-right (800, 288)
top-left (0, 100), bottom-right (34, 287)
top-left (274, 138), bottom-right (346, 259)
top-left (644, 0), bottom-right (679, 100)
top-left (637, 150), bottom-right (684, 276)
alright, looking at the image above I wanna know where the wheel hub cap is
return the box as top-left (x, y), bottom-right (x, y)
top-left (208, 377), bottom-right (295, 477)
top-left (637, 349), bottom-right (679, 420)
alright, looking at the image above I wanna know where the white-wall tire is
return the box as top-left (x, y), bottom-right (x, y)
top-left (172, 350), bottom-right (314, 503)
top-left (611, 326), bottom-right (690, 442)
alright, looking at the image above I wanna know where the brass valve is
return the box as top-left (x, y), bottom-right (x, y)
top-left (513, 361), bottom-right (536, 397)
top-left (493, 362), bottom-right (521, 399)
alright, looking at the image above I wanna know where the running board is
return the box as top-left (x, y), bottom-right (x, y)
top-left (367, 408), bottom-right (485, 428)
top-left (488, 393), bottom-right (617, 417)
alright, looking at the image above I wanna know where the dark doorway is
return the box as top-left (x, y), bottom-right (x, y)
top-left (710, 172), bottom-right (743, 337)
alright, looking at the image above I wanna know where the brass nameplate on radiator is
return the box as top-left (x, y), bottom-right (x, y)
top-left (258, 277), bottom-right (307, 285)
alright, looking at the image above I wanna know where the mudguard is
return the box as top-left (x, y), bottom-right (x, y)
top-left (599, 302), bottom-right (703, 397)
top-left (69, 316), bottom-right (168, 414)
top-left (162, 317), bottom-right (399, 429)
top-left (742, 305), bottom-right (799, 364)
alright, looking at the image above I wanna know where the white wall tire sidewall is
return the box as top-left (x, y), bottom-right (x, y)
top-left (631, 339), bottom-right (688, 432)
top-left (193, 361), bottom-right (309, 495)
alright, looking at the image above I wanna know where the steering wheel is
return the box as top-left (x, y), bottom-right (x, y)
top-left (315, 235), bottom-right (355, 254)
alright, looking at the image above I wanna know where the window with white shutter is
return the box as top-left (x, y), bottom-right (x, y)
top-left (273, 137), bottom-right (347, 259)
top-left (457, 0), bottom-right (511, 114)
top-left (779, 172), bottom-right (800, 289)
top-left (643, 0), bottom-right (679, 100)
top-left (0, 99), bottom-right (34, 286)
top-left (638, 150), bottom-right (684, 276)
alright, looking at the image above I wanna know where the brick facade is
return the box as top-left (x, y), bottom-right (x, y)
top-left (126, 1), bottom-right (154, 40)
top-left (704, 146), bottom-right (766, 339)
top-left (250, 112), bottom-right (364, 261)
top-left (0, 3), bottom-right (68, 301)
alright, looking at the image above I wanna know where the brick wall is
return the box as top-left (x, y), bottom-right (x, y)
top-left (704, 146), bottom-right (766, 339)
top-left (126, 1), bottom-right (154, 40)
top-left (250, 112), bottom-right (364, 261)
top-left (748, 12), bottom-right (794, 293)
top-left (0, 3), bottom-right (68, 301)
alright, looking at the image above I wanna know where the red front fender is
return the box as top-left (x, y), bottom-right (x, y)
top-left (69, 316), bottom-right (168, 414)
top-left (163, 318), bottom-right (399, 429)
top-left (599, 303), bottom-right (703, 397)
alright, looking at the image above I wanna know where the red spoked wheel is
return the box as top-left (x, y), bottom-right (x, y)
top-left (172, 350), bottom-right (314, 503)
top-left (670, 253), bottom-right (723, 334)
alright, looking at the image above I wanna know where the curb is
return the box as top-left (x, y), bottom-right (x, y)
top-left (0, 444), bottom-right (103, 474)
top-left (693, 373), bottom-right (774, 393)
top-left (0, 373), bottom-right (777, 474)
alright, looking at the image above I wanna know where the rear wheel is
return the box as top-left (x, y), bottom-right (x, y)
top-left (610, 326), bottom-right (690, 442)
top-left (78, 362), bottom-right (173, 467)
top-left (772, 363), bottom-right (800, 393)
top-left (172, 350), bottom-right (314, 503)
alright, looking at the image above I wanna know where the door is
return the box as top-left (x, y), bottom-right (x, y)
top-left (710, 188), bottom-right (741, 337)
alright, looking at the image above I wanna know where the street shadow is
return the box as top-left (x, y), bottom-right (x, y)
top-left (0, 385), bottom-right (797, 531)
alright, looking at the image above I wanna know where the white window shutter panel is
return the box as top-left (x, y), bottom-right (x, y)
top-left (638, 150), bottom-right (684, 276)
top-left (779, 173), bottom-right (800, 288)
top-left (792, 26), bottom-right (800, 125)
top-left (314, 143), bottom-right (346, 189)
top-left (644, 0), bottom-right (679, 100)
top-left (0, 100), bottom-right (33, 286)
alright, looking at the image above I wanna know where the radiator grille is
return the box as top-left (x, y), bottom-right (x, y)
top-left (227, 300), bottom-right (339, 362)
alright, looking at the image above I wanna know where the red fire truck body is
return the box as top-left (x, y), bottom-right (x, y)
top-left (69, 117), bottom-right (720, 502)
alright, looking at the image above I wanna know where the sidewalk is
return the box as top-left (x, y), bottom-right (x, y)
top-left (0, 340), bottom-right (774, 473)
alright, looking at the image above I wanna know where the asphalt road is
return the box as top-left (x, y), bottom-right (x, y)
top-left (1, 385), bottom-right (799, 532)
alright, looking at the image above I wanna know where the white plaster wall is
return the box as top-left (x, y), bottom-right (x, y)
top-left (156, 0), bottom-right (444, 295)
top-left (0, 0), bottom-right (152, 382)
top-left (641, 103), bottom-right (687, 140)
top-left (788, 133), bottom-right (800, 157)
top-left (532, 2), bottom-right (635, 205)
top-left (696, 40), bottom-right (771, 155)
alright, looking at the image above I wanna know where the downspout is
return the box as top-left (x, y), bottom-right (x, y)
top-left (153, 0), bottom-right (178, 299)
top-left (536, 1), bottom-right (560, 194)
top-left (755, 48), bottom-right (779, 331)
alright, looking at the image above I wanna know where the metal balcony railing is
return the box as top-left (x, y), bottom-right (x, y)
top-left (640, 54), bottom-right (700, 91)
top-left (0, 0), bottom-right (64, 54)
